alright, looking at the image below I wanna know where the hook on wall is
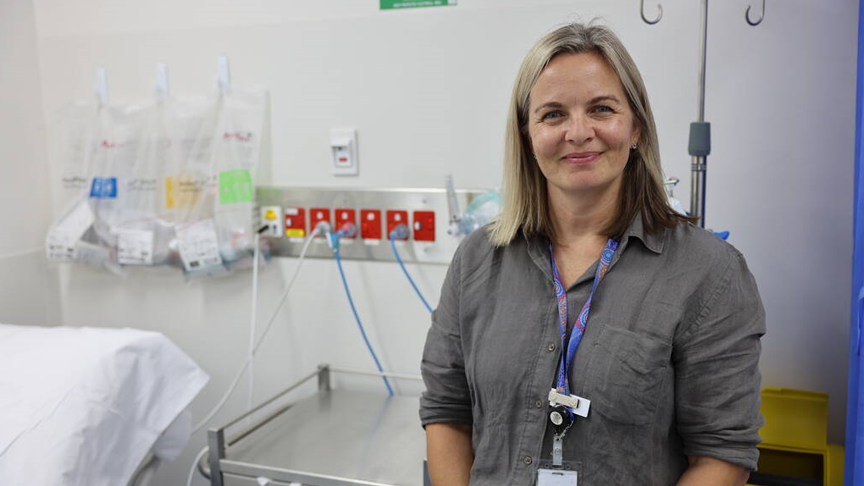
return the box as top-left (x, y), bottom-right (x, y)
top-left (640, 0), bottom-right (663, 25)
top-left (94, 66), bottom-right (108, 106)
top-left (154, 63), bottom-right (169, 100)
top-left (217, 55), bottom-right (232, 95)
top-left (745, 0), bottom-right (765, 26)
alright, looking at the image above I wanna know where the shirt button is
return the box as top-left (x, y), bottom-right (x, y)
top-left (524, 456), bottom-right (533, 465)
top-left (534, 400), bottom-right (543, 408)
top-left (547, 343), bottom-right (556, 352)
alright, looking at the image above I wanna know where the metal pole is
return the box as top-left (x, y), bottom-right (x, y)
top-left (207, 429), bottom-right (226, 486)
top-left (690, 0), bottom-right (710, 227)
top-left (691, 157), bottom-right (706, 227)
top-left (697, 0), bottom-right (708, 122)
top-left (328, 366), bottom-right (423, 381)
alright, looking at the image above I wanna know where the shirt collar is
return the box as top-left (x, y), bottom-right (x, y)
top-left (522, 212), bottom-right (666, 270)
top-left (621, 213), bottom-right (666, 255)
top-left (523, 228), bottom-right (553, 282)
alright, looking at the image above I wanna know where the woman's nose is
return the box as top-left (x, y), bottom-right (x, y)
top-left (564, 115), bottom-right (594, 144)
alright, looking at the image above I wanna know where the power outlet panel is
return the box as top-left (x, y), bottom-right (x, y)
top-left (284, 207), bottom-right (306, 238)
top-left (330, 128), bottom-right (358, 176)
top-left (259, 206), bottom-right (282, 237)
top-left (257, 187), bottom-right (491, 264)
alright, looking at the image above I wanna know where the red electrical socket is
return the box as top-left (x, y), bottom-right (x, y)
top-left (284, 207), bottom-right (306, 238)
top-left (334, 208), bottom-right (357, 238)
top-left (412, 210), bottom-right (435, 242)
top-left (360, 209), bottom-right (382, 239)
top-left (309, 208), bottom-right (331, 237)
top-left (386, 210), bottom-right (409, 240)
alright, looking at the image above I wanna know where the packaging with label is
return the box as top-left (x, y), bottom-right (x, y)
top-left (211, 89), bottom-right (269, 269)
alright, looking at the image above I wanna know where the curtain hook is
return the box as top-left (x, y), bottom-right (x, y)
top-left (640, 0), bottom-right (663, 25)
top-left (745, 0), bottom-right (765, 26)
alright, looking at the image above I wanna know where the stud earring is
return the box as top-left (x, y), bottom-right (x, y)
top-left (631, 143), bottom-right (638, 150)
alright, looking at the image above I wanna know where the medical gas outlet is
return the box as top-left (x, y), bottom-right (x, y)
top-left (330, 128), bottom-right (358, 176)
top-left (360, 209), bottom-right (382, 240)
top-left (412, 211), bottom-right (435, 242)
top-left (386, 210), bottom-right (410, 240)
top-left (310, 208), bottom-right (332, 237)
top-left (335, 209), bottom-right (358, 238)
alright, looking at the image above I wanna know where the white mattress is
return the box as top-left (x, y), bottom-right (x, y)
top-left (0, 323), bottom-right (209, 486)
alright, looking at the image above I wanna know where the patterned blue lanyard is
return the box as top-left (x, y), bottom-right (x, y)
top-left (549, 239), bottom-right (618, 395)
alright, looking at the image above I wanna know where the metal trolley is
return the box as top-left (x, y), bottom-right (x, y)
top-left (201, 365), bottom-right (431, 486)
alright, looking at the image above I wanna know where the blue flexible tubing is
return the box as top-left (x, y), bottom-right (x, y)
top-left (389, 227), bottom-right (434, 314)
top-left (331, 231), bottom-right (394, 396)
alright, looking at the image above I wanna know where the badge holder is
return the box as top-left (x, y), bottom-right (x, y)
top-left (537, 389), bottom-right (590, 485)
top-left (537, 433), bottom-right (578, 486)
top-left (538, 467), bottom-right (578, 486)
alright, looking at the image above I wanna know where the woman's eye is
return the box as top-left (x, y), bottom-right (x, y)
top-left (593, 105), bottom-right (614, 114)
top-left (541, 110), bottom-right (564, 121)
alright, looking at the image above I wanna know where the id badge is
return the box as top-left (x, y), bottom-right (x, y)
top-left (537, 468), bottom-right (577, 486)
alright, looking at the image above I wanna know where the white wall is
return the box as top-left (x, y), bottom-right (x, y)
top-left (1, 0), bottom-right (856, 484)
top-left (0, 0), bottom-right (61, 325)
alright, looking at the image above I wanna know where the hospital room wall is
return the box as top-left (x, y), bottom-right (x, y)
top-left (0, 0), bottom-right (61, 325)
top-left (6, 0), bottom-right (856, 484)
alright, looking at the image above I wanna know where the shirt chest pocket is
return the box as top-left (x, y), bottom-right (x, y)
top-left (585, 324), bottom-right (672, 426)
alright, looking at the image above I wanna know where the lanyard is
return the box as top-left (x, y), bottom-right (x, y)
top-left (549, 239), bottom-right (618, 396)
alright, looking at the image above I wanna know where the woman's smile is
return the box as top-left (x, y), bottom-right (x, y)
top-left (561, 151), bottom-right (602, 164)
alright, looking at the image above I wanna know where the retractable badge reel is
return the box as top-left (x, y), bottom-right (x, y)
top-left (548, 388), bottom-right (590, 425)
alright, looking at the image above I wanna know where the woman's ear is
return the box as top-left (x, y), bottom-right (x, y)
top-left (631, 124), bottom-right (642, 147)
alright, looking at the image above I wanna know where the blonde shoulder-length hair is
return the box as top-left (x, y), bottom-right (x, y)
top-left (488, 22), bottom-right (693, 247)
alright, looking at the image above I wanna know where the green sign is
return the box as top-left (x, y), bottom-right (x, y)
top-left (380, 0), bottom-right (456, 10)
top-left (218, 169), bottom-right (253, 204)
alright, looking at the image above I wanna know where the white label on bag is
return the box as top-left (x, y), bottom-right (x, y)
top-left (176, 219), bottom-right (222, 271)
top-left (46, 231), bottom-right (78, 260)
top-left (116, 229), bottom-right (154, 265)
top-left (46, 200), bottom-right (94, 261)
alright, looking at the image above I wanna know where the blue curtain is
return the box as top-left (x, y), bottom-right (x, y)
top-left (845, 2), bottom-right (864, 484)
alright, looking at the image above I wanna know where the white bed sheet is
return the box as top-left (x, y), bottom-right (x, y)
top-left (0, 323), bottom-right (209, 486)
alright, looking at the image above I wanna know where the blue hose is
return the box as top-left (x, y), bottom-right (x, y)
top-left (330, 231), bottom-right (394, 396)
top-left (389, 227), bottom-right (434, 314)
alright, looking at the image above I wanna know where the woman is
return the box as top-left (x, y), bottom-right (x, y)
top-left (419, 22), bottom-right (764, 486)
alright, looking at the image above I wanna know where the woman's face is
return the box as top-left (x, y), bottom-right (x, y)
top-left (527, 52), bottom-right (640, 199)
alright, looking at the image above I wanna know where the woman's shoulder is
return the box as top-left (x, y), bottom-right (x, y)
top-left (450, 224), bottom-right (530, 271)
top-left (452, 224), bottom-right (500, 264)
top-left (668, 220), bottom-right (738, 249)
top-left (664, 220), bottom-right (749, 277)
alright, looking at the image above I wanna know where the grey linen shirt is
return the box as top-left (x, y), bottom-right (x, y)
top-left (419, 216), bottom-right (765, 486)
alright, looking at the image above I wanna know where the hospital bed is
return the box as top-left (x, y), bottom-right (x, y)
top-left (199, 365), bottom-right (431, 486)
top-left (0, 322), bottom-right (209, 486)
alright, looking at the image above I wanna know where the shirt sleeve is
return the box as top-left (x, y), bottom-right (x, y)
top-left (419, 244), bottom-right (473, 427)
top-left (673, 249), bottom-right (766, 470)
